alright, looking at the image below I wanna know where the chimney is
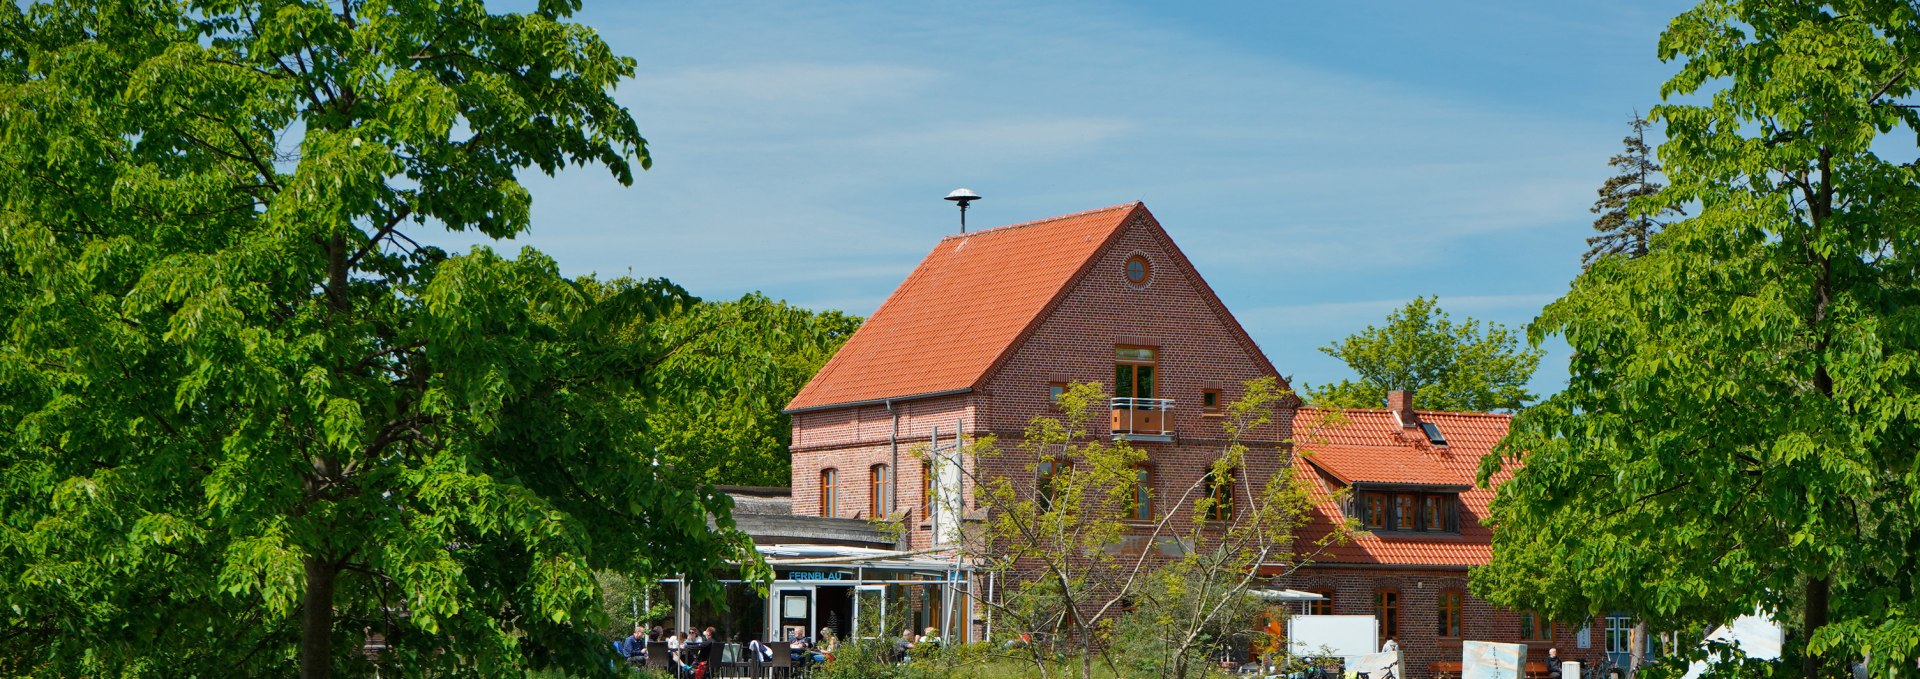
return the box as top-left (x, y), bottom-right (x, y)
top-left (1387, 390), bottom-right (1417, 428)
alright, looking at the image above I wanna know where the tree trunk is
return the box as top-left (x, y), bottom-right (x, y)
top-left (300, 557), bottom-right (339, 679)
top-left (1629, 621), bottom-right (1646, 677)
top-left (1803, 576), bottom-right (1829, 679)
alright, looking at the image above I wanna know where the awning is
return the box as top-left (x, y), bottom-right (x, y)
top-left (757, 544), bottom-right (972, 573)
top-left (1249, 588), bottom-right (1327, 602)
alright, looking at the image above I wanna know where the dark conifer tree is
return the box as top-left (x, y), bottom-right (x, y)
top-left (1584, 113), bottom-right (1684, 266)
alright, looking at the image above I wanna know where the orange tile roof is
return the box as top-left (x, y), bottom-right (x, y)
top-left (1292, 408), bottom-right (1513, 566)
top-left (786, 203), bottom-right (1143, 412)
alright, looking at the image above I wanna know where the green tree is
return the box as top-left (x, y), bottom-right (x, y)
top-left (637, 293), bottom-right (860, 486)
top-left (1310, 297), bottom-right (1543, 412)
top-left (1476, 3), bottom-right (1920, 678)
top-left (962, 382), bottom-right (1145, 679)
top-left (958, 380), bottom-right (1335, 679)
top-left (0, 2), bottom-right (760, 677)
top-left (1584, 112), bottom-right (1686, 267)
top-left (1112, 380), bottom-right (1348, 679)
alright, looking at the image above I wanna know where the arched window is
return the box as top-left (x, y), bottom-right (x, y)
top-left (1438, 590), bottom-right (1464, 638)
top-left (870, 464), bottom-right (892, 517)
top-left (820, 468), bottom-right (838, 517)
top-left (1375, 589), bottom-right (1400, 642)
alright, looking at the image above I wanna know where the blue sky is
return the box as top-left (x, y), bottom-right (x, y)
top-left (438, 0), bottom-right (1695, 402)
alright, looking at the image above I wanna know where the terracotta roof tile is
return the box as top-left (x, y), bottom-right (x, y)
top-left (786, 203), bottom-right (1142, 411)
top-left (1292, 407), bottom-right (1513, 566)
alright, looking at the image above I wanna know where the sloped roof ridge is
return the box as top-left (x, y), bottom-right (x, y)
top-left (937, 202), bottom-right (1141, 242)
top-left (1300, 406), bottom-right (1513, 419)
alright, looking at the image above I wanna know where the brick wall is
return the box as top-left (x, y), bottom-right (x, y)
top-left (790, 394), bottom-right (975, 533)
top-left (1286, 565), bottom-right (1608, 679)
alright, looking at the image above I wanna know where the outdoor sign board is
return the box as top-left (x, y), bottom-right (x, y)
top-left (1462, 640), bottom-right (1527, 679)
top-left (1287, 614), bottom-right (1378, 658)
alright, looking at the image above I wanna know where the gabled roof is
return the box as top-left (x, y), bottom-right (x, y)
top-left (1292, 408), bottom-right (1513, 567)
top-left (786, 203), bottom-right (1143, 412)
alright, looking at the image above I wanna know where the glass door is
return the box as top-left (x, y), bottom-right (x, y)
top-left (1114, 346), bottom-right (1157, 400)
top-left (853, 585), bottom-right (887, 639)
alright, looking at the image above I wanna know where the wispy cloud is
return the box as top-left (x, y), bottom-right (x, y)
top-left (428, 0), bottom-right (1688, 398)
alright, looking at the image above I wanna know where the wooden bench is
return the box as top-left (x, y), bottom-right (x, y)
top-left (1428, 659), bottom-right (1553, 679)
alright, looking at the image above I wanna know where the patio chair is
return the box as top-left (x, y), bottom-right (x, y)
top-left (766, 642), bottom-right (792, 679)
top-left (645, 642), bottom-right (670, 673)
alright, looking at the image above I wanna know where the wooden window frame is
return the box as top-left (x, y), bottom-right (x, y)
top-left (1393, 494), bottom-right (1417, 530)
top-left (1308, 589), bottom-right (1335, 616)
top-left (1205, 468), bottom-right (1235, 521)
top-left (921, 459), bottom-right (933, 520)
top-left (1422, 494), bottom-right (1446, 531)
top-left (1114, 346), bottom-right (1158, 400)
top-left (820, 468), bottom-right (838, 517)
top-left (1126, 465), bottom-right (1154, 521)
top-left (1520, 610), bottom-right (1553, 643)
top-left (1038, 458), bottom-right (1072, 511)
top-left (1201, 388), bottom-right (1222, 414)
top-left (1375, 589), bottom-right (1400, 642)
top-left (1363, 492), bottom-right (1387, 529)
top-left (869, 464), bottom-right (891, 517)
top-left (1047, 382), bottom-right (1067, 404)
top-left (1354, 488), bottom-right (1460, 534)
top-left (1438, 589), bottom-right (1464, 639)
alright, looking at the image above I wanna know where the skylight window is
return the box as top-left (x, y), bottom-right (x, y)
top-left (1420, 422), bottom-right (1447, 446)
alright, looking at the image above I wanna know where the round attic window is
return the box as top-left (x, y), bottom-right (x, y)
top-left (1125, 254), bottom-right (1152, 286)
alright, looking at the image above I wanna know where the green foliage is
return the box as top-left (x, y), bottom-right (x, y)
top-left (963, 380), bottom-right (1330, 679)
top-left (635, 293), bottom-right (859, 486)
top-left (969, 382), bottom-right (1145, 679)
top-left (1476, 2), bottom-right (1920, 678)
top-left (1309, 297), bottom-right (1543, 412)
top-left (1114, 378), bottom-right (1340, 679)
top-left (0, 1), bottom-right (762, 677)
top-left (1585, 113), bottom-right (1687, 267)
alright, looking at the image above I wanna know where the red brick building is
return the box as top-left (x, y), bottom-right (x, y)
top-left (783, 203), bottom-right (1601, 677)
top-left (1285, 396), bottom-right (1607, 677)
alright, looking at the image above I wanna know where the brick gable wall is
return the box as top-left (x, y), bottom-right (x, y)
top-left (973, 211), bottom-right (1290, 534)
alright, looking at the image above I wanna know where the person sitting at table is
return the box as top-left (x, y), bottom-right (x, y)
top-left (893, 628), bottom-right (916, 663)
top-left (813, 628), bottom-right (838, 664)
top-left (667, 631), bottom-right (694, 674)
top-left (618, 625), bottom-right (647, 663)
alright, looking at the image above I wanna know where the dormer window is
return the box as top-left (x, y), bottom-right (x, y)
top-left (1353, 487), bottom-right (1460, 533)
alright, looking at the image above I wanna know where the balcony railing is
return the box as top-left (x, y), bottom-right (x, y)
top-left (1110, 397), bottom-right (1174, 440)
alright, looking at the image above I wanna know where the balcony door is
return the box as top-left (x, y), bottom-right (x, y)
top-left (1115, 346), bottom-right (1157, 402)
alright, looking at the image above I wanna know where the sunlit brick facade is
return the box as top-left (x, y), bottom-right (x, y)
top-left (784, 203), bottom-right (1598, 677)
